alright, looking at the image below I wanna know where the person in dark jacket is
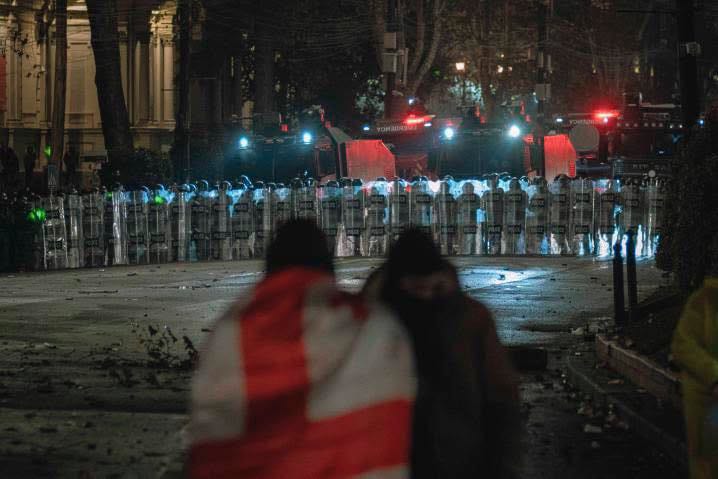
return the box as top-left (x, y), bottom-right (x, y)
top-left (363, 228), bottom-right (521, 479)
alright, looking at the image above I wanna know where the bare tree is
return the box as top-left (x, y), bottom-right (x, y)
top-left (86, 0), bottom-right (134, 183)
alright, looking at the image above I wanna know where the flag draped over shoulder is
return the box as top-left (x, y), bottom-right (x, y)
top-left (188, 267), bottom-right (417, 479)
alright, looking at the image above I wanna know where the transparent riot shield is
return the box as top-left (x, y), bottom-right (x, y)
top-left (434, 177), bottom-right (458, 256)
top-left (148, 186), bottom-right (171, 264)
top-left (295, 179), bottom-right (319, 224)
top-left (646, 177), bottom-right (667, 257)
top-left (621, 178), bottom-right (646, 257)
top-left (126, 189), bottom-right (150, 265)
top-left (320, 181), bottom-right (341, 255)
top-left (42, 195), bottom-right (69, 270)
top-left (210, 182), bottom-right (233, 261)
top-left (409, 178), bottom-right (433, 238)
top-left (596, 179), bottom-right (620, 257)
top-left (482, 177), bottom-right (504, 255)
top-left (273, 184), bottom-right (293, 236)
top-left (190, 182), bottom-right (211, 261)
top-left (253, 183), bottom-right (271, 259)
top-left (230, 185), bottom-right (254, 260)
top-left (103, 187), bottom-right (128, 266)
top-left (549, 176), bottom-right (571, 255)
top-left (365, 179), bottom-right (389, 257)
top-left (525, 178), bottom-right (550, 255)
top-left (570, 178), bottom-right (595, 256)
top-left (502, 178), bottom-right (527, 255)
top-left (65, 191), bottom-right (83, 268)
top-left (338, 179), bottom-right (365, 257)
top-left (81, 191), bottom-right (104, 267)
top-left (456, 180), bottom-right (482, 255)
top-left (388, 178), bottom-right (410, 244)
top-left (169, 185), bottom-right (189, 262)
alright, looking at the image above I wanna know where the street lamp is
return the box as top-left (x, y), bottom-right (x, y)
top-left (455, 62), bottom-right (466, 72)
top-left (455, 61), bottom-right (467, 110)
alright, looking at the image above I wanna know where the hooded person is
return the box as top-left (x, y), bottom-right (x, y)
top-left (364, 228), bottom-right (520, 479)
top-left (187, 219), bottom-right (417, 479)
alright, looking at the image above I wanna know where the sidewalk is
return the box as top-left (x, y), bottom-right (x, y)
top-left (566, 335), bottom-right (687, 468)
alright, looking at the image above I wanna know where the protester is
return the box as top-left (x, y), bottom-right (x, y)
top-left (63, 146), bottom-right (79, 190)
top-left (187, 219), bottom-right (417, 479)
top-left (672, 278), bottom-right (718, 479)
top-left (23, 145), bottom-right (36, 191)
top-left (3, 145), bottom-right (19, 193)
top-left (364, 228), bottom-right (521, 478)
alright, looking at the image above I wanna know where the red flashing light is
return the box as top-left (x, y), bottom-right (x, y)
top-left (594, 111), bottom-right (617, 120)
top-left (280, 124), bottom-right (289, 132)
top-left (404, 115), bottom-right (426, 125)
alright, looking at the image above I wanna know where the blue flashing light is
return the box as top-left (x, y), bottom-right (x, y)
top-left (239, 137), bottom-right (249, 149)
top-left (699, 119), bottom-right (705, 126)
top-left (408, 97), bottom-right (416, 105)
top-left (362, 125), bottom-right (371, 132)
top-left (443, 127), bottom-right (455, 140)
top-left (424, 122), bottom-right (432, 127)
top-left (302, 132), bottom-right (313, 144)
top-left (508, 124), bottom-right (521, 138)
top-left (556, 117), bottom-right (564, 123)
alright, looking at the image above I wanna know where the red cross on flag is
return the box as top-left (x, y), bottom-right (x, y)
top-left (188, 268), bottom-right (417, 479)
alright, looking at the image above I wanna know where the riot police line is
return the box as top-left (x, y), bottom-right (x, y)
top-left (0, 174), bottom-right (668, 272)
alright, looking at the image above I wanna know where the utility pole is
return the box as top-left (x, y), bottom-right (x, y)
top-left (50, 0), bottom-right (67, 191)
top-left (175, 0), bottom-right (191, 182)
top-left (384, 0), bottom-right (398, 119)
top-left (535, 1), bottom-right (548, 176)
top-left (677, 0), bottom-right (700, 131)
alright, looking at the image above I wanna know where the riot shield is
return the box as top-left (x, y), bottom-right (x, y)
top-left (456, 180), bottom-right (482, 255)
top-left (409, 178), bottom-right (433, 238)
top-left (365, 179), bottom-right (389, 257)
top-left (253, 183), bottom-right (270, 258)
top-left (126, 189), bottom-right (150, 265)
top-left (549, 176), bottom-right (571, 255)
top-left (338, 179), bottom-right (365, 257)
top-left (42, 195), bottom-right (69, 270)
top-left (596, 180), bottom-right (620, 257)
top-left (65, 191), bottom-right (83, 268)
top-left (230, 185), bottom-right (254, 260)
top-left (525, 178), bottom-right (550, 255)
top-left (571, 178), bottom-right (595, 256)
top-left (388, 178), bottom-right (410, 244)
top-left (103, 187), bottom-right (128, 266)
top-left (148, 186), bottom-right (171, 264)
top-left (502, 178), bottom-right (527, 255)
top-left (169, 185), bottom-right (190, 262)
top-left (434, 177), bottom-right (458, 256)
top-left (482, 176), bottom-right (504, 255)
top-left (320, 181), bottom-right (341, 255)
top-left (81, 192), bottom-right (104, 267)
top-left (646, 177), bottom-right (667, 257)
top-left (190, 182), bottom-right (211, 261)
top-left (210, 182), bottom-right (233, 261)
top-left (273, 184), bottom-right (293, 236)
top-left (295, 179), bottom-right (319, 223)
top-left (621, 178), bottom-right (646, 256)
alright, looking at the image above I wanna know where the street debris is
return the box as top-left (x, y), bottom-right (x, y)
top-left (584, 424), bottom-right (603, 434)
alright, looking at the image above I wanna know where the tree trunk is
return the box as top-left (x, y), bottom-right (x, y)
top-left (408, 0), bottom-right (425, 77)
top-left (254, 27), bottom-right (275, 132)
top-left (50, 0), bottom-right (66, 190)
top-left (86, 0), bottom-right (133, 185)
top-left (174, 0), bottom-right (191, 181)
top-left (407, 0), bottom-right (443, 97)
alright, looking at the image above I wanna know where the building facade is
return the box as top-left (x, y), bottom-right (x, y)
top-left (0, 0), bottom-right (179, 170)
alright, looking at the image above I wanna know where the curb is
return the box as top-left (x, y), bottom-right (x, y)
top-left (595, 334), bottom-right (681, 408)
top-left (566, 355), bottom-right (687, 467)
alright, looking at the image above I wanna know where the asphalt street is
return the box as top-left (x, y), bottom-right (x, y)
top-left (0, 256), bottom-right (683, 477)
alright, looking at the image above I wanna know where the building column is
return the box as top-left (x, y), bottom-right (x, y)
top-left (161, 37), bottom-right (174, 125)
top-left (134, 32), bottom-right (150, 124)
